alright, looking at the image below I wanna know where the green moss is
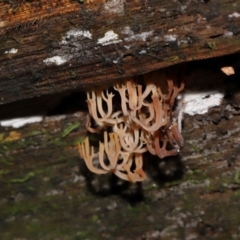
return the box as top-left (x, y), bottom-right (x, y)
top-left (9, 172), bottom-right (35, 183)
top-left (165, 179), bottom-right (184, 187)
top-left (207, 41), bottom-right (216, 53)
top-left (234, 170), bottom-right (240, 184)
top-left (232, 191), bottom-right (240, 202)
top-left (28, 130), bottom-right (43, 136)
top-left (165, 56), bottom-right (179, 62)
top-left (78, 231), bottom-right (92, 239)
top-left (51, 137), bottom-right (64, 146)
top-left (0, 144), bottom-right (9, 152)
top-left (0, 156), bottom-right (13, 166)
top-left (61, 122), bottom-right (80, 138)
top-left (188, 169), bottom-right (206, 179)
top-left (187, 143), bottom-right (200, 152)
top-left (71, 70), bottom-right (77, 77)
top-left (91, 214), bottom-right (98, 223)
top-left (0, 170), bottom-right (9, 175)
top-left (145, 183), bottom-right (158, 191)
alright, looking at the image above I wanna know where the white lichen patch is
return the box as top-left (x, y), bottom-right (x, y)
top-left (122, 26), bottom-right (154, 42)
top-left (224, 31), bottom-right (233, 37)
top-left (177, 39), bottom-right (188, 46)
top-left (139, 49), bottom-right (147, 54)
top-left (45, 189), bottom-right (63, 196)
top-left (97, 30), bottom-right (122, 46)
top-left (121, 26), bottom-right (133, 35)
top-left (164, 34), bottom-right (178, 42)
top-left (45, 115), bottom-right (66, 122)
top-left (112, 59), bottom-right (118, 64)
top-left (228, 12), bottom-right (240, 18)
top-left (180, 91), bottom-right (224, 116)
top-left (43, 56), bottom-right (67, 66)
top-left (61, 29), bottom-right (92, 44)
top-left (0, 116), bottom-right (43, 128)
top-left (128, 31), bottom-right (153, 42)
top-left (124, 45), bottom-right (131, 50)
top-left (4, 48), bottom-right (18, 54)
top-left (103, 0), bottom-right (124, 14)
top-left (180, 179), bottom-right (211, 189)
top-left (44, 28), bottom-right (92, 66)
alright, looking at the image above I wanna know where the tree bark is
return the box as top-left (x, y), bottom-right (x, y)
top-left (1, 0), bottom-right (240, 104)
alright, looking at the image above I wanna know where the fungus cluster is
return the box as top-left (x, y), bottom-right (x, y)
top-left (78, 70), bottom-right (185, 182)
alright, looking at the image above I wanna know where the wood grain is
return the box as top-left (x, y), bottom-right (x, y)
top-left (0, 0), bottom-right (240, 104)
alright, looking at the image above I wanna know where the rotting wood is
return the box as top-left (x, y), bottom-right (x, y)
top-left (1, 92), bottom-right (240, 239)
top-left (0, 0), bottom-right (240, 105)
top-left (0, 51), bottom-right (240, 238)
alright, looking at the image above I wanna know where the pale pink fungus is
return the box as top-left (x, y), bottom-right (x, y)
top-left (79, 69), bottom-right (185, 182)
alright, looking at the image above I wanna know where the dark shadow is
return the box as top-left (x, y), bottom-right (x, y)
top-left (79, 162), bottom-right (144, 206)
top-left (79, 152), bottom-right (185, 205)
top-left (143, 153), bottom-right (185, 186)
top-left (0, 90), bottom-right (87, 120)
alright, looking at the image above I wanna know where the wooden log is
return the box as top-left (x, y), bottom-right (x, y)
top-left (1, 87), bottom-right (240, 239)
top-left (0, 0), bottom-right (240, 104)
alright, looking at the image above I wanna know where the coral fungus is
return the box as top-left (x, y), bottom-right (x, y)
top-left (79, 70), bottom-right (185, 182)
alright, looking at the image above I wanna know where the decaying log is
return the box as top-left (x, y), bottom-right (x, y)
top-left (1, 48), bottom-right (240, 239)
top-left (1, 1), bottom-right (240, 238)
top-left (1, 86), bottom-right (240, 239)
top-left (0, 0), bottom-right (240, 104)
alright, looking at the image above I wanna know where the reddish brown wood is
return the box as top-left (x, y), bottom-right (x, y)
top-left (0, 0), bottom-right (240, 104)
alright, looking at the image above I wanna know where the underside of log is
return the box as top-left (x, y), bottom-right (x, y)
top-left (1, 0), bottom-right (240, 104)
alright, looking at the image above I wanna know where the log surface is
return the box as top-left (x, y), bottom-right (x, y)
top-left (1, 0), bottom-right (240, 104)
top-left (1, 56), bottom-right (240, 239)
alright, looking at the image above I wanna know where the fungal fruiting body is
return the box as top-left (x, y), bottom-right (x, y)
top-left (78, 70), bottom-right (185, 182)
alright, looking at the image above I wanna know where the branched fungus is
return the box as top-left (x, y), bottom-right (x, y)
top-left (79, 70), bottom-right (185, 182)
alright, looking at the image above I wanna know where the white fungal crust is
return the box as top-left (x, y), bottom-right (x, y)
top-left (79, 70), bottom-right (185, 182)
